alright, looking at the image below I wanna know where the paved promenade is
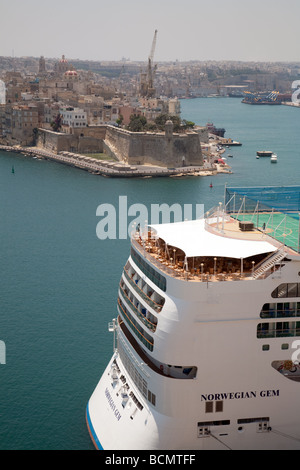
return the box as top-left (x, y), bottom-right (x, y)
top-left (0, 145), bottom-right (230, 177)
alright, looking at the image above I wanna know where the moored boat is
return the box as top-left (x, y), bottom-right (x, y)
top-left (270, 154), bottom-right (278, 163)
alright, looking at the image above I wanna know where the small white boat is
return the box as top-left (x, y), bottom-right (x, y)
top-left (270, 153), bottom-right (278, 163)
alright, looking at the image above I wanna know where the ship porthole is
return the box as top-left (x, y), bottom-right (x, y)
top-left (238, 426), bottom-right (244, 433)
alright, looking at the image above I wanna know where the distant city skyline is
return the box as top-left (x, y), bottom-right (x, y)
top-left (1, 0), bottom-right (300, 63)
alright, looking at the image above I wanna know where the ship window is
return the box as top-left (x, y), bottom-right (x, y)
top-left (131, 247), bottom-right (167, 292)
top-left (260, 302), bottom-right (300, 319)
top-left (271, 283), bottom-right (300, 299)
top-left (257, 321), bottom-right (300, 339)
top-left (216, 401), bottom-right (223, 413)
top-left (281, 343), bottom-right (289, 350)
top-left (198, 420), bottom-right (230, 427)
top-left (205, 402), bottom-right (213, 413)
top-left (205, 401), bottom-right (224, 413)
top-left (237, 417), bottom-right (269, 425)
top-left (262, 344), bottom-right (270, 351)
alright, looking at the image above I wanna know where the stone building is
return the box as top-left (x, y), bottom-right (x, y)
top-left (60, 106), bottom-right (87, 132)
top-left (54, 55), bottom-right (74, 75)
top-left (11, 104), bottom-right (39, 145)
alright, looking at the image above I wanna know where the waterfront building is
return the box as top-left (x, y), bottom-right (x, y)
top-left (11, 104), bottom-right (39, 145)
top-left (60, 106), bottom-right (87, 132)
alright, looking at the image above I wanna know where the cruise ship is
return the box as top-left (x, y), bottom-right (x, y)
top-left (86, 186), bottom-right (300, 450)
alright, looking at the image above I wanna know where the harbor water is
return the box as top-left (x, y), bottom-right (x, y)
top-left (0, 97), bottom-right (299, 449)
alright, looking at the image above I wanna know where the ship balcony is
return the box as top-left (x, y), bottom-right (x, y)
top-left (119, 281), bottom-right (158, 333)
top-left (257, 321), bottom-right (300, 338)
top-left (122, 264), bottom-right (165, 313)
top-left (117, 297), bottom-right (154, 352)
top-left (260, 302), bottom-right (300, 319)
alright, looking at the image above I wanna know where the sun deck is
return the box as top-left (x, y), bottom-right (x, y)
top-left (131, 186), bottom-right (300, 284)
top-left (132, 213), bottom-right (288, 283)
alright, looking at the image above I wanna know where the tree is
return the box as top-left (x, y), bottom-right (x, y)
top-left (116, 114), bottom-right (124, 127)
top-left (127, 114), bottom-right (147, 132)
top-left (154, 114), bottom-right (181, 132)
top-left (181, 119), bottom-right (195, 130)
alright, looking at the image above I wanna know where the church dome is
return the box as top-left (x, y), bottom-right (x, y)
top-left (65, 70), bottom-right (78, 76)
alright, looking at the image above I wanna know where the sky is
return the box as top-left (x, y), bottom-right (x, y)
top-left (0, 0), bottom-right (300, 63)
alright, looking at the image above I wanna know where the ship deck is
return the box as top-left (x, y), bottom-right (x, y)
top-left (132, 214), bottom-right (288, 283)
top-left (232, 211), bottom-right (300, 253)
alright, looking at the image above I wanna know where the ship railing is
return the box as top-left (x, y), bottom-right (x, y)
top-left (117, 322), bottom-right (150, 378)
top-left (257, 326), bottom-right (300, 339)
top-left (131, 234), bottom-right (256, 282)
top-left (122, 267), bottom-right (163, 313)
top-left (224, 191), bottom-right (300, 253)
top-left (204, 205), bottom-right (232, 236)
top-left (251, 247), bottom-right (287, 280)
top-left (118, 285), bottom-right (158, 332)
top-left (131, 229), bottom-right (286, 283)
top-left (131, 236), bottom-right (185, 279)
top-left (260, 306), bottom-right (300, 319)
top-left (117, 300), bottom-right (154, 352)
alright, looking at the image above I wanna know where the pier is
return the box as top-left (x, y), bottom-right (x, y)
top-left (0, 145), bottom-right (229, 178)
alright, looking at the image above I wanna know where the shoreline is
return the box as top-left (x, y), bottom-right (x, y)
top-left (0, 145), bottom-right (232, 178)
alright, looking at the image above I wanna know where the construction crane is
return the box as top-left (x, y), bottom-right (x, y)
top-left (140, 30), bottom-right (158, 98)
top-left (114, 63), bottom-right (125, 99)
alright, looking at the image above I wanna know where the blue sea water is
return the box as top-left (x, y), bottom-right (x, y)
top-left (0, 97), bottom-right (299, 449)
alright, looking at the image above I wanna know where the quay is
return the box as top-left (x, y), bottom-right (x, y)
top-left (217, 137), bottom-right (242, 146)
top-left (0, 145), bottom-right (230, 178)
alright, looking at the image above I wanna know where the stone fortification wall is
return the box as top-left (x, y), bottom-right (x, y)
top-left (104, 124), bottom-right (203, 167)
top-left (37, 126), bottom-right (106, 154)
top-left (37, 124), bottom-right (203, 168)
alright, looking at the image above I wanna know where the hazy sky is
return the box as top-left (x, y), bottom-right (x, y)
top-left (1, 0), bottom-right (299, 62)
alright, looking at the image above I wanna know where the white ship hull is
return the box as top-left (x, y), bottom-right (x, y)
top-left (87, 192), bottom-right (300, 450)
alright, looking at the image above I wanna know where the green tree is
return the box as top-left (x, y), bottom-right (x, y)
top-left (181, 119), bottom-right (195, 130)
top-left (127, 114), bottom-right (147, 132)
top-left (116, 114), bottom-right (124, 127)
top-left (154, 114), bottom-right (182, 132)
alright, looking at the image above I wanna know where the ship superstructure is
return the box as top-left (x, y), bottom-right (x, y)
top-left (87, 186), bottom-right (300, 450)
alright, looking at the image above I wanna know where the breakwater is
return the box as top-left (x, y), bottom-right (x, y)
top-left (0, 145), bottom-right (229, 178)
